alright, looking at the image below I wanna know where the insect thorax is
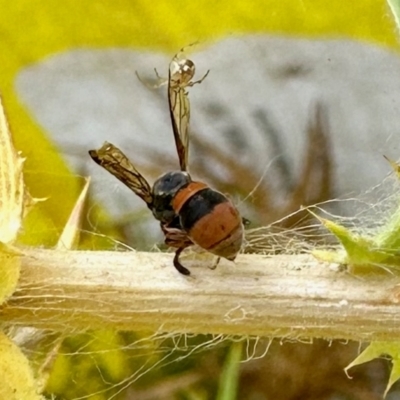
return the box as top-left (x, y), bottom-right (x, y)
top-left (151, 171), bottom-right (191, 223)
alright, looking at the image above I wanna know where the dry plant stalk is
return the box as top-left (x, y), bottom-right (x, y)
top-left (1, 248), bottom-right (400, 341)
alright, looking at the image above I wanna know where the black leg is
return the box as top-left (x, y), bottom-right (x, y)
top-left (173, 248), bottom-right (191, 275)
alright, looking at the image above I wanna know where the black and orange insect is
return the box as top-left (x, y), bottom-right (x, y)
top-left (89, 50), bottom-right (244, 275)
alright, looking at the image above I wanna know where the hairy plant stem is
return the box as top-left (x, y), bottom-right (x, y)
top-left (1, 249), bottom-right (400, 341)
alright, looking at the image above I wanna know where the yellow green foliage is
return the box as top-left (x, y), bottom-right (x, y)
top-left (0, 243), bottom-right (21, 304)
top-left (0, 96), bottom-right (26, 303)
top-left (0, 331), bottom-right (43, 400)
top-left (313, 158), bottom-right (400, 397)
top-left (346, 342), bottom-right (400, 397)
top-left (312, 160), bottom-right (400, 274)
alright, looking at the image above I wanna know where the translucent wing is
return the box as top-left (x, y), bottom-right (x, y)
top-left (168, 53), bottom-right (209, 171)
top-left (168, 58), bottom-right (193, 171)
top-left (89, 142), bottom-right (153, 207)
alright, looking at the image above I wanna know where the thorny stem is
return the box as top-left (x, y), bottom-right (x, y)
top-left (1, 249), bottom-right (400, 341)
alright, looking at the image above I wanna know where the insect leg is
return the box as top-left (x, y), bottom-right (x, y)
top-left (209, 257), bottom-right (221, 270)
top-left (189, 69), bottom-right (210, 87)
top-left (242, 217), bottom-right (251, 226)
top-left (153, 67), bottom-right (163, 81)
top-left (135, 69), bottom-right (167, 89)
top-left (173, 248), bottom-right (191, 275)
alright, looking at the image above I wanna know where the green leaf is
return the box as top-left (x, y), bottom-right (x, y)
top-left (345, 341), bottom-right (400, 397)
top-left (310, 177), bottom-right (400, 273)
top-left (216, 341), bottom-right (243, 400)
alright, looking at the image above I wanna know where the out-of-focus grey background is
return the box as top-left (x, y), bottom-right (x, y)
top-left (16, 35), bottom-right (400, 241)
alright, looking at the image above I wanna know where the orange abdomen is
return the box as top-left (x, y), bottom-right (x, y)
top-left (173, 183), bottom-right (244, 260)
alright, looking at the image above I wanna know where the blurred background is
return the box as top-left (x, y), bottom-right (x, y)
top-left (1, 0), bottom-right (400, 398)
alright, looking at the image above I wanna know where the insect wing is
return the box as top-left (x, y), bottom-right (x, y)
top-left (168, 58), bottom-right (193, 172)
top-left (89, 142), bottom-right (153, 207)
top-left (168, 79), bottom-right (190, 171)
